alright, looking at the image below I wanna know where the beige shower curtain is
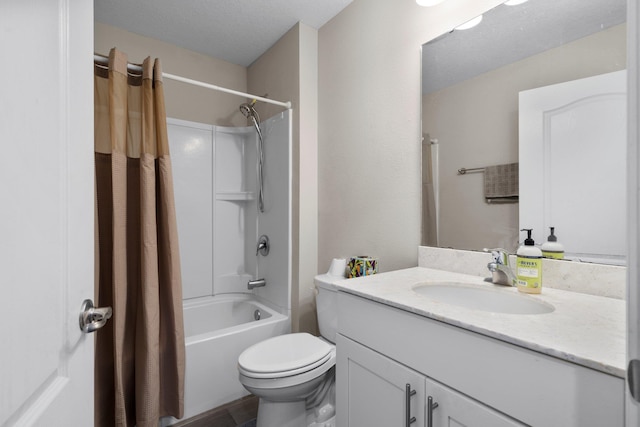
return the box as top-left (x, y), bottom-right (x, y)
top-left (422, 134), bottom-right (438, 247)
top-left (94, 48), bottom-right (185, 427)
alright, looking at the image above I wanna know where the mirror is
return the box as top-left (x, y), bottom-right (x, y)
top-left (421, 0), bottom-right (627, 263)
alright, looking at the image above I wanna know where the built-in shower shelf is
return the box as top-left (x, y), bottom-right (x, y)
top-left (216, 191), bottom-right (255, 201)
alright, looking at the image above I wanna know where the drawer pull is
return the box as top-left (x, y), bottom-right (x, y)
top-left (405, 383), bottom-right (417, 426)
top-left (427, 395), bottom-right (439, 427)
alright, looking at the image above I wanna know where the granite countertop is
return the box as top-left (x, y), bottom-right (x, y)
top-left (335, 267), bottom-right (626, 378)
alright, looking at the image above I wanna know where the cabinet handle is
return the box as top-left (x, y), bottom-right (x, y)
top-left (427, 396), bottom-right (439, 427)
top-left (405, 383), bottom-right (417, 426)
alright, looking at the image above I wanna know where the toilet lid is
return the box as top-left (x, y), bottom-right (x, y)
top-left (238, 332), bottom-right (332, 375)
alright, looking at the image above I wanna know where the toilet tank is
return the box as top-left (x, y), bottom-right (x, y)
top-left (315, 274), bottom-right (340, 343)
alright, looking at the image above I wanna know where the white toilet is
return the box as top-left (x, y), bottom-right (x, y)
top-left (237, 263), bottom-right (343, 427)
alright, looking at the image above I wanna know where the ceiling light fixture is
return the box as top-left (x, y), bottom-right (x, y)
top-left (455, 14), bottom-right (483, 30)
top-left (504, 0), bottom-right (529, 5)
top-left (416, 0), bottom-right (446, 6)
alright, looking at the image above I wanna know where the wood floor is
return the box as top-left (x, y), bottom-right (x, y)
top-left (170, 395), bottom-right (258, 427)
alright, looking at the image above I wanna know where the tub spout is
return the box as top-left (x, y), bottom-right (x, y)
top-left (248, 278), bottom-right (266, 290)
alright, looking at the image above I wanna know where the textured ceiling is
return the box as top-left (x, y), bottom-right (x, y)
top-left (94, 0), bottom-right (353, 67)
top-left (422, 0), bottom-right (627, 94)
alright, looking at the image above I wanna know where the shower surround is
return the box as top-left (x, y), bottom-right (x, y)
top-left (164, 110), bottom-right (292, 421)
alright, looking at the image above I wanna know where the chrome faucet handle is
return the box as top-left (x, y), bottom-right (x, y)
top-left (483, 248), bottom-right (509, 265)
top-left (484, 248), bottom-right (516, 286)
top-left (256, 235), bottom-right (270, 256)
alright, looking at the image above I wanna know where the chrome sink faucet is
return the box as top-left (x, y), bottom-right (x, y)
top-left (484, 248), bottom-right (516, 286)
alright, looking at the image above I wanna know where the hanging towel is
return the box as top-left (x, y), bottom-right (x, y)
top-left (484, 163), bottom-right (519, 203)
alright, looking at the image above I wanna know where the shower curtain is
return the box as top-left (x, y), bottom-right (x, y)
top-left (94, 48), bottom-right (185, 427)
top-left (422, 134), bottom-right (438, 247)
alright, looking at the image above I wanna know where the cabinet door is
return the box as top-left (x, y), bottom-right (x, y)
top-left (426, 377), bottom-right (525, 427)
top-left (337, 334), bottom-right (425, 427)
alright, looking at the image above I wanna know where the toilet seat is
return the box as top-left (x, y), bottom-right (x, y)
top-left (239, 351), bottom-right (333, 379)
top-left (238, 348), bottom-right (336, 391)
top-left (238, 333), bottom-right (335, 385)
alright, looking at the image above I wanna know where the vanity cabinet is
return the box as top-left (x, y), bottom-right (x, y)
top-left (337, 334), bottom-right (523, 427)
top-left (424, 372), bottom-right (524, 427)
top-left (336, 292), bottom-right (624, 427)
top-left (337, 334), bottom-right (426, 426)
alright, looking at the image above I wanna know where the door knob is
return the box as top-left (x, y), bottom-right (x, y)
top-left (79, 299), bottom-right (112, 333)
top-left (629, 359), bottom-right (640, 402)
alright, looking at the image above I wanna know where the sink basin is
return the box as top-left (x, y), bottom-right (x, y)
top-left (412, 282), bottom-right (554, 315)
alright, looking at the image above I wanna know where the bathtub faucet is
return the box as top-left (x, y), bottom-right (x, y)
top-left (256, 235), bottom-right (270, 256)
top-left (248, 278), bottom-right (266, 290)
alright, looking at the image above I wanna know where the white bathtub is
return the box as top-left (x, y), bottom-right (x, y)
top-left (164, 294), bottom-right (289, 423)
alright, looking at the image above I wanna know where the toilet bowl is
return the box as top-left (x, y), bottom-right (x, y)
top-left (237, 260), bottom-right (344, 427)
top-left (238, 333), bottom-right (336, 427)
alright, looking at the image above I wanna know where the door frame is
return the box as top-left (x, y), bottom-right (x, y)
top-left (628, 0), bottom-right (640, 424)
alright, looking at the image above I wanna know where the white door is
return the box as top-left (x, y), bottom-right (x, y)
top-left (519, 70), bottom-right (626, 264)
top-left (336, 334), bottom-right (425, 427)
top-left (628, 1), bottom-right (640, 425)
top-left (0, 1), bottom-right (95, 425)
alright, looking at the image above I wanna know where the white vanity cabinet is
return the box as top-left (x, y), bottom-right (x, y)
top-left (336, 291), bottom-right (624, 427)
top-left (424, 374), bottom-right (524, 427)
top-left (337, 334), bottom-right (524, 427)
top-left (337, 334), bottom-right (426, 426)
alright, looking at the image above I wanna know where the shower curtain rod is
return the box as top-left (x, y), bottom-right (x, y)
top-left (93, 54), bottom-right (292, 109)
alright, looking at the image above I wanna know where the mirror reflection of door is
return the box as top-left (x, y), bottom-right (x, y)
top-left (519, 70), bottom-right (626, 265)
top-left (421, 0), bottom-right (626, 262)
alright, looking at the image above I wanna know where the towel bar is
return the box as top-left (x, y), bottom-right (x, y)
top-left (458, 167), bottom-right (485, 175)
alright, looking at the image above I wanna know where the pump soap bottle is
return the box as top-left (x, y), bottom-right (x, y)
top-left (516, 229), bottom-right (543, 294)
top-left (541, 227), bottom-right (564, 260)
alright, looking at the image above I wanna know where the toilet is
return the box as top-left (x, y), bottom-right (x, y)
top-left (237, 262), bottom-right (343, 427)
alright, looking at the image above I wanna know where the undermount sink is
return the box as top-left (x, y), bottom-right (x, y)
top-left (412, 282), bottom-right (555, 315)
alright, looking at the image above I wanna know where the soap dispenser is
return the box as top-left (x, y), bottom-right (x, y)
top-left (541, 227), bottom-right (564, 260)
top-left (516, 229), bottom-right (543, 294)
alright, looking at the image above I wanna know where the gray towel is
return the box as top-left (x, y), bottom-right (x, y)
top-left (484, 163), bottom-right (518, 203)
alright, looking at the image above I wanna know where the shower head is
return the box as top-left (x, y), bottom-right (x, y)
top-left (238, 100), bottom-right (265, 213)
top-left (240, 96), bottom-right (266, 119)
top-left (239, 103), bottom-right (253, 118)
top-left (239, 102), bottom-right (261, 129)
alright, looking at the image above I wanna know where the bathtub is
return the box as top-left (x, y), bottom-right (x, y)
top-left (164, 294), bottom-right (289, 423)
